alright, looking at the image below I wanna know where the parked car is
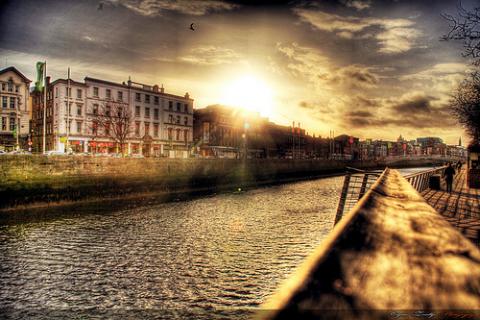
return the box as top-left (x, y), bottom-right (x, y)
top-left (128, 154), bottom-right (145, 158)
top-left (44, 150), bottom-right (67, 156)
top-left (8, 150), bottom-right (32, 155)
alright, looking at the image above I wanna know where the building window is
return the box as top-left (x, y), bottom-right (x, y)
top-left (77, 121), bottom-right (82, 133)
top-left (77, 104), bottom-right (82, 116)
top-left (168, 114), bottom-right (173, 123)
top-left (55, 87), bottom-right (58, 98)
top-left (168, 128), bottom-right (173, 140)
top-left (8, 81), bottom-right (13, 92)
top-left (184, 117), bottom-right (188, 125)
top-left (9, 97), bottom-right (15, 109)
top-left (154, 96), bottom-right (159, 105)
top-left (2, 96), bottom-right (6, 108)
top-left (93, 103), bottom-right (98, 115)
top-left (184, 129), bottom-right (188, 142)
top-left (176, 115), bottom-right (180, 124)
top-left (154, 123), bottom-right (159, 137)
top-left (135, 122), bottom-right (140, 136)
top-left (93, 87), bottom-right (99, 97)
top-left (15, 85), bottom-right (19, 93)
top-left (1, 117), bottom-right (6, 131)
top-left (154, 108), bottom-right (159, 120)
top-left (66, 103), bottom-right (72, 116)
top-left (1, 83), bottom-right (5, 91)
top-left (176, 102), bottom-right (181, 111)
top-left (145, 122), bottom-right (150, 135)
top-left (117, 91), bottom-right (123, 101)
top-left (10, 117), bottom-right (15, 131)
top-left (184, 103), bottom-right (188, 113)
top-left (145, 107), bottom-right (150, 118)
top-left (145, 94), bottom-right (150, 104)
top-left (176, 128), bottom-right (181, 140)
top-left (106, 105), bottom-right (111, 116)
top-left (104, 122), bottom-right (110, 136)
top-left (77, 89), bottom-right (82, 99)
top-left (168, 101), bottom-right (173, 110)
top-left (135, 93), bottom-right (141, 101)
top-left (66, 87), bottom-right (71, 97)
top-left (135, 106), bottom-right (140, 117)
top-left (92, 121), bottom-right (98, 135)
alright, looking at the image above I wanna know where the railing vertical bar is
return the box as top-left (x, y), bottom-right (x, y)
top-left (358, 174), bottom-right (369, 201)
top-left (335, 174), bottom-right (351, 225)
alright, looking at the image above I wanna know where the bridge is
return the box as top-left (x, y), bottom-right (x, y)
top-left (259, 166), bottom-right (480, 319)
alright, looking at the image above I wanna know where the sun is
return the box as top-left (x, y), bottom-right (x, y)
top-left (219, 75), bottom-right (274, 118)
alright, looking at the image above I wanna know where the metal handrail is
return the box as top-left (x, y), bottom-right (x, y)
top-left (334, 166), bottom-right (448, 225)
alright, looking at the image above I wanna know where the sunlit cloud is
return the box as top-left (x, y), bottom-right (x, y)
top-left (341, 0), bottom-right (372, 11)
top-left (106, 0), bottom-right (239, 16)
top-left (293, 8), bottom-right (422, 54)
top-left (179, 46), bottom-right (242, 65)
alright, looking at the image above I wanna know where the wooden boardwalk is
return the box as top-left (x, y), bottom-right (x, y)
top-left (422, 168), bottom-right (480, 247)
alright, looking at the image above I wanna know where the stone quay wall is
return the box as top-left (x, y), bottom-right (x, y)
top-left (0, 155), bottom-right (448, 210)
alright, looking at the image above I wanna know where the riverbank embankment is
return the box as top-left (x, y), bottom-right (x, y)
top-left (0, 155), bottom-right (448, 215)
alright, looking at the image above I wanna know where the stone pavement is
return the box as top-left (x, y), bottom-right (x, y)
top-left (422, 168), bottom-right (480, 247)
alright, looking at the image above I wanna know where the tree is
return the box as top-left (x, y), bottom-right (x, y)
top-left (90, 101), bottom-right (133, 155)
top-left (450, 72), bottom-right (480, 144)
top-left (442, 3), bottom-right (480, 65)
top-left (443, 3), bottom-right (480, 144)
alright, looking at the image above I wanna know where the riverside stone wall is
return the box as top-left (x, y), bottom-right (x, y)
top-left (0, 155), bottom-right (448, 210)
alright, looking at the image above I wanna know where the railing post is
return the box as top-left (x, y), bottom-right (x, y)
top-left (335, 174), bottom-right (351, 225)
top-left (358, 174), bottom-right (369, 201)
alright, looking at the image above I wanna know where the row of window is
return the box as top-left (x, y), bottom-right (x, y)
top-left (0, 117), bottom-right (16, 132)
top-left (135, 106), bottom-right (160, 119)
top-left (1, 96), bottom-right (19, 109)
top-left (48, 86), bottom-right (192, 115)
top-left (93, 87), bottom-right (124, 101)
top-left (1, 81), bottom-right (20, 93)
top-left (167, 114), bottom-right (189, 125)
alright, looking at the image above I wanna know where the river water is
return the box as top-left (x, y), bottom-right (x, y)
top-left (0, 168), bottom-right (430, 319)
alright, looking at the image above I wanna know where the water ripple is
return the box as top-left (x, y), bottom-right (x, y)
top-left (0, 175), bottom-right (347, 318)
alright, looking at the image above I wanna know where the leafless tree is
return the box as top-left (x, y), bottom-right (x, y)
top-left (442, 3), bottom-right (480, 64)
top-left (90, 101), bottom-right (133, 155)
top-left (443, 3), bottom-right (480, 144)
top-left (450, 72), bottom-right (480, 144)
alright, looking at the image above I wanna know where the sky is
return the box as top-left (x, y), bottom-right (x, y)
top-left (0, 0), bottom-right (477, 144)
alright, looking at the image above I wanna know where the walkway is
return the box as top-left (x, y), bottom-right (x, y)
top-left (422, 168), bottom-right (480, 247)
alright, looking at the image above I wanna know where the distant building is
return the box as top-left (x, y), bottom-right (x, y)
top-left (0, 67), bottom-right (31, 151)
top-left (32, 75), bottom-right (193, 157)
top-left (193, 105), bottom-right (309, 159)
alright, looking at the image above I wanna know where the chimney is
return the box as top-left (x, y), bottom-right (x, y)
top-left (184, 92), bottom-right (189, 99)
top-left (153, 84), bottom-right (159, 92)
top-left (46, 76), bottom-right (51, 85)
top-left (160, 84), bottom-right (164, 93)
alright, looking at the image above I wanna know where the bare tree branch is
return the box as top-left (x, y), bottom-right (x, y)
top-left (450, 71), bottom-right (480, 144)
top-left (442, 2), bottom-right (480, 64)
top-left (89, 101), bottom-right (133, 155)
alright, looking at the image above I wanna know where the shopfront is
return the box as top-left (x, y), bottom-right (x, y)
top-left (88, 141), bottom-right (115, 154)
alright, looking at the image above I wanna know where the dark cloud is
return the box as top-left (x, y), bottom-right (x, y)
top-left (319, 65), bottom-right (380, 90)
top-left (299, 101), bottom-right (316, 109)
top-left (342, 93), bottom-right (455, 130)
top-left (346, 110), bottom-right (374, 117)
top-left (391, 94), bottom-right (437, 114)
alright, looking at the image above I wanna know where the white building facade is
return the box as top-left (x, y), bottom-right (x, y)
top-left (0, 67), bottom-right (31, 151)
top-left (33, 75), bottom-right (193, 157)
